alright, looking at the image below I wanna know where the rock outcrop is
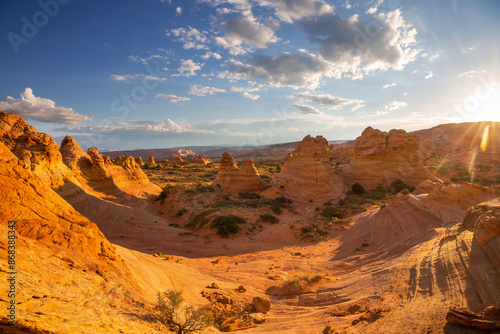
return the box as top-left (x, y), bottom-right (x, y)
top-left (146, 156), bottom-right (156, 166)
top-left (188, 153), bottom-right (212, 165)
top-left (340, 127), bottom-right (440, 190)
top-left (135, 156), bottom-right (144, 165)
top-left (0, 112), bottom-right (77, 188)
top-left (271, 135), bottom-right (345, 203)
top-left (60, 135), bottom-right (90, 171)
top-left (463, 198), bottom-right (500, 246)
top-left (213, 153), bottom-right (266, 192)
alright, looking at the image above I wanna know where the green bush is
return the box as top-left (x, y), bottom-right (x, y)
top-left (210, 215), bottom-right (246, 238)
top-left (320, 207), bottom-right (343, 219)
top-left (238, 192), bottom-right (261, 199)
top-left (260, 214), bottom-right (280, 224)
top-left (352, 182), bottom-right (365, 195)
top-left (176, 208), bottom-right (188, 216)
top-left (300, 224), bottom-right (329, 241)
top-left (155, 184), bottom-right (177, 203)
top-left (186, 209), bottom-right (215, 229)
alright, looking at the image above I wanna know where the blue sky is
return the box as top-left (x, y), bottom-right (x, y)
top-left (1, 0), bottom-right (499, 150)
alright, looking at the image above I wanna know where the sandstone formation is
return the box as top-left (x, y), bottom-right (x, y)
top-left (188, 153), bottom-right (212, 165)
top-left (0, 141), bottom-right (159, 333)
top-left (271, 135), bottom-right (346, 203)
top-left (147, 155), bottom-right (156, 166)
top-left (171, 155), bottom-right (184, 164)
top-left (213, 153), bottom-right (266, 192)
top-left (60, 135), bottom-right (90, 171)
top-left (340, 127), bottom-right (441, 190)
top-left (329, 144), bottom-right (354, 164)
top-left (463, 198), bottom-right (500, 246)
top-left (0, 112), bottom-right (77, 188)
top-left (135, 156), bottom-right (144, 165)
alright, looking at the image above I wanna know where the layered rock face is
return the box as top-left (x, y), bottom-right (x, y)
top-left (213, 153), bottom-right (266, 192)
top-left (329, 144), bottom-right (354, 164)
top-left (0, 112), bottom-right (76, 188)
top-left (271, 135), bottom-right (345, 203)
top-left (463, 198), bottom-right (500, 246)
top-left (340, 127), bottom-right (440, 190)
top-left (0, 141), bottom-right (156, 333)
top-left (60, 135), bottom-right (90, 171)
top-left (135, 156), bottom-right (144, 165)
top-left (147, 156), bottom-right (156, 166)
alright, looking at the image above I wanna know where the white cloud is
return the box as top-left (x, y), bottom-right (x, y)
top-left (383, 82), bottom-right (397, 88)
top-left (168, 26), bottom-right (208, 50)
top-left (425, 71), bottom-right (434, 79)
top-left (189, 85), bottom-right (227, 96)
top-left (128, 54), bottom-right (169, 65)
top-left (110, 74), bottom-right (167, 82)
top-left (176, 6), bottom-right (182, 16)
top-left (176, 59), bottom-right (203, 77)
top-left (300, 9), bottom-right (419, 78)
top-left (292, 91), bottom-right (363, 110)
top-left (292, 103), bottom-right (321, 114)
top-left (231, 86), bottom-right (260, 92)
top-left (227, 53), bottom-right (331, 89)
top-left (385, 101), bottom-right (407, 110)
top-left (457, 69), bottom-right (486, 78)
top-left (201, 51), bottom-right (223, 60)
top-left (214, 11), bottom-right (277, 50)
top-left (369, 110), bottom-right (389, 116)
top-left (0, 88), bottom-right (91, 124)
top-left (215, 36), bottom-right (248, 55)
top-left (351, 103), bottom-right (365, 111)
top-left (366, 0), bottom-right (383, 14)
top-left (242, 92), bottom-right (260, 100)
top-left (155, 94), bottom-right (191, 103)
top-left (254, 0), bottom-right (333, 23)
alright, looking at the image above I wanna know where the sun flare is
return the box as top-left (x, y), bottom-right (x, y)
top-left (465, 86), bottom-right (500, 122)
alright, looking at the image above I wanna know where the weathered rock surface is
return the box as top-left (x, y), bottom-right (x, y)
top-left (271, 135), bottom-right (345, 203)
top-left (60, 135), bottom-right (90, 171)
top-left (447, 305), bottom-right (500, 330)
top-left (188, 153), bottom-right (212, 165)
top-left (340, 127), bottom-right (440, 190)
top-left (147, 156), bottom-right (156, 166)
top-left (134, 156), bottom-right (144, 165)
top-left (463, 198), bottom-right (500, 245)
top-left (213, 153), bottom-right (266, 192)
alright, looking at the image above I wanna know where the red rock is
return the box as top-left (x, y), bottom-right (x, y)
top-left (213, 153), bottom-right (266, 192)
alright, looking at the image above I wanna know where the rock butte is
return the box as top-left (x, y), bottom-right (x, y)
top-left (340, 126), bottom-right (441, 190)
top-left (213, 152), bottom-right (267, 192)
top-left (271, 135), bottom-right (346, 203)
top-left (147, 155), bottom-right (156, 166)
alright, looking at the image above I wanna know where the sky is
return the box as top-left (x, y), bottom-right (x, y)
top-left (0, 0), bottom-right (499, 151)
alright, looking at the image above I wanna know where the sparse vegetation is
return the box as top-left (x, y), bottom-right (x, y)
top-left (176, 208), bottom-right (188, 216)
top-left (210, 214), bottom-right (246, 238)
top-left (156, 184), bottom-right (177, 204)
top-left (154, 290), bottom-right (213, 334)
top-left (390, 179), bottom-right (415, 194)
top-left (260, 214), bottom-right (280, 224)
top-left (352, 182), bottom-right (365, 195)
top-left (300, 223), bottom-right (329, 241)
top-left (238, 192), bottom-right (261, 199)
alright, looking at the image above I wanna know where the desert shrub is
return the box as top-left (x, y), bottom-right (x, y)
top-left (266, 199), bottom-right (285, 215)
top-left (186, 209), bottom-right (215, 230)
top-left (275, 196), bottom-right (287, 203)
top-left (300, 224), bottom-right (329, 241)
top-left (260, 214), bottom-right (280, 224)
top-left (275, 164), bottom-right (282, 172)
top-left (210, 215), bottom-right (246, 238)
top-left (156, 184), bottom-right (177, 203)
top-left (376, 185), bottom-right (386, 193)
top-left (352, 182), bottom-right (365, 195)
top-left (154, 290), bottom-right (213, 334)
top-left (176, 208), bottom-right (188, 216)
top-left (260, 174), bottom-right (272, 181)
top-left (320, 207), bottom-right (343, 219)
top-left (238, 192), bottom-right (261, 200)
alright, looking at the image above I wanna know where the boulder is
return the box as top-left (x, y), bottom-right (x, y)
top-left (251, 296), bottom-right (271, 313)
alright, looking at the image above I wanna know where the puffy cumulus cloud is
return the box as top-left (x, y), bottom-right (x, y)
top-left (383, 82), bottom-right (397, 88)
top-left (385, 101), bottom-right (407, 110)
top-left (214, 11), bottom-right (278, 50)
top-left (174, 59), bottom-right (203, 77)
top-left (292, 103), bottom-right (321, 114)
top-left (176, 6), bottom-right (182, 16)
top-left (242, 92), bottom-right (260, 100)
top-left (366, 0), bottom-right (383, 14)
top-left (227, 53), bottom-right (331, 89)
top-left (110, 74), bottom-right (166, 82)
top-left (0, 88), bottom-right (91, 124)
top-left (189, 85), bottom-right (227, 96)
top-left (254, 0), bottom-right (333, 23)
top-left (155, 94), bottom-right (191, 103)
top-left (300, 9), bottom-right (419, 78)
top-left (167, 26), bottom-right (209, 50)
top-left (215, 36), bottom-right (248, 56)
top-left (202, 51), bottom-right (223, 60)
top-left (292, 91), bottom-right (363, 110)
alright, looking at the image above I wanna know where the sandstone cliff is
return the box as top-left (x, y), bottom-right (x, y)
top-left (213, 153), bottom-right (266, 192)
top-left (340, 127), bottom-right (440, 190)
top-left (271, 135), bottom-right (345, 203)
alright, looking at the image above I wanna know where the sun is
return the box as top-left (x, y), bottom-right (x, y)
top-left (465, 85), bottom-right (500, 122)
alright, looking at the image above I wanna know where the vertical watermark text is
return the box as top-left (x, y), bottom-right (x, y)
top-left (7, 220), bottom-right (17, 325)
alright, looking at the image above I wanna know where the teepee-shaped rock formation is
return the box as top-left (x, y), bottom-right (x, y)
top-left (271, 135), bottom-right (346, 203)
top-left (147, 156), bottom-right (156, 166)
top-left (60, 135), bottom-right (91, 170)
top-left (213, 153), bottom-right (266, 192)
top-left (135, 156), bottom-right (144, 165)
top-left (340, 127), bottom-right (441, 190)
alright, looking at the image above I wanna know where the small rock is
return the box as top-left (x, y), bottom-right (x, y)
top-left (251, 296), bottom-right (271, 313)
